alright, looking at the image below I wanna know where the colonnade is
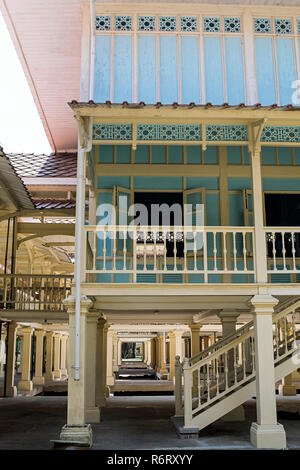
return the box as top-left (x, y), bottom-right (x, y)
top-left (0, 322), bottom-right (68, 396)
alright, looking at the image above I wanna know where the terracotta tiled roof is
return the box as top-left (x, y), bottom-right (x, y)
top-left (34, 199), bottom-right (76, 210)
top-left (0, 148), bottom-right (35, 210)
top-left (69, 100), bottom-right (300, 111)
top-left (7, 152), bottom-right (77, 178)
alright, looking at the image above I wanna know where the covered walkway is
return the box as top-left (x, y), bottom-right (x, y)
top-left (1, 395), bottom-right (300, 450)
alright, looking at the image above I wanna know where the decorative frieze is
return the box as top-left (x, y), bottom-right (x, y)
top-left (254, 18), bottom-right (271, 34)
top-left (206, 125), bottom-right (248, 141)
top-left (224, 17), bottom-right (241, 33)
top-left (138, 16), bottom-right (156, 31)
top-left (261, 126), bottom-right (300, 143)
top-left (181, 16), bottom-right (198, 32)
top-left (159, 16), bottom-right (177, 31)
top-left (203, 17), bottom-right (220, 33)
top-left (93, 124), bottom-right (132, 140)
top-left (95, 15), bottom-right (111, 31)
top-left (93, 124), bottom-right (300, 143)
top-left (115, 16), bottom-right (132, 31)
top-left (137, 124), bottom-right (202, 141)
top-left (275, 18), bottom-right (292, 35)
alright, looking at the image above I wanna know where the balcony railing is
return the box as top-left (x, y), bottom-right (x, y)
top-left (83, 225), bottom-right (256, 283)
top-left (0, 274), bottom-right (73, 311)
top-left (83, 225), bottom-right (300, 284)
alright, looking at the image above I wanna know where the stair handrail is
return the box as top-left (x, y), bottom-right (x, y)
top-left (182, 296), bottom-right (300, 428)
top-left (188, 296), bottom-right (300, 367)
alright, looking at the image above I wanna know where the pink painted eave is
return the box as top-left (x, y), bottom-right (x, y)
top-left (1, 0), bottom-right (83, 152)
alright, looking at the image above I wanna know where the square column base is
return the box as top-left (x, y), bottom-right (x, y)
top-left (53, 370), bottom-right (62, 379)
top-left (45, 372), bottom-right (55, 381)
top-left (250, 422), bottom-right (286, 449)
top-left (107, 376), bottom-right (115, 386)
top-left (5, 385), bottom-right (17, 397)
top-left (33, 376), bottom-right (45, 385)
top-left (18, 380), bottom-right (33, 391)
top-left (85, 407), bottom-right (100, 423)
top-left (59, 424), bottom-right (93, 447)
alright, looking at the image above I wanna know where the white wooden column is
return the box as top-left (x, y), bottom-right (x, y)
top-left (60, 335), bottom-right (68, 377)
top-left (96, 315), bottom-right (106, 407)
top-left (168, 331), bottom-right (184, 381)
top-left (53, 333), bottom-right (62, 379)
top-left (106, 329), bottom-right (115, 386)
top-left (5, 322), bottom-right (18, 397)
top-left (33, 329), bottom-right (45, 385)
top-left (251, 150), bottom-right (268, 283)
top-left (60, 295), bottom-right (92, 444)
top-left (85, 310), bottom-right (100, 423)
top-left (189, 322), bottom-right (202, 356)
top-left (250, 294), bottom-right (286, 449)
top-left (117, 340), bottom-right (122, 366)
top-left (146, 340), bottom-right (151, 366)
top-left (18, 327), bottom-right (34, 391)
top-left (45, 331), bottom-right (54, 381)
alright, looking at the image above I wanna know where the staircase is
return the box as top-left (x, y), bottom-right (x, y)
top-left (174, 297), bottom-right (300, 435)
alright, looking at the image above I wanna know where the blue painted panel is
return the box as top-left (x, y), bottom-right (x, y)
top-left (255, 38), bottom-right (276, 105)
top-left (276, 38), bottom-right (296, 106)
top-left (94, 36), bottom-right (111, 102)
top-left (206, 194), bottom-right (219, 226)
top-left (160, 36), bottom-right (178, 103)
top-left (278, 147), bottom-right (292, 165)
top-left (186, 177), bottom-right (219, 190)
top-left (225, 37), bottom-right (245, 104)
top-left (98, 176), bottom-right (130, 189)
top-left (263, 178), bottom-right (300, 191)
top-left (204, 146), bottom-right (217, 164)
top-left (138, 36), bottom-right (156, 103)
top-left (99, 145), bottom-right (113, 163)
top-left (181, 36), bottom-right (200, 104)
top-left (168, 146), bottom-right (183, 164)
top-left (152, 146), bottom-right (166, 163)
top-left (204, 37), bottom-right (223, 104)
top-left (230, 193), bottom-right (244, 226)
top-left (295, 147), bottom-right (300, 165)
top-left (135, 146), bottom-right (149, 163)
top-left (96, 192), bottom-right (113, 225)
top-left (228, 147), bottom-right (242, 164)
top-left (244, 148), bottom-right (251, 165)
top-left (134, 176), bottom-right (183, 190)
top-left (114, 36), bottom-right (132, 102)
top-left (261, 147), bottom-right (276, 165)
top-left (228, 178), bottom-right (251, 190)
top-left (116, 145), bottom-right (131, 163)
top-left (187, 146), bottom-right (201, 164)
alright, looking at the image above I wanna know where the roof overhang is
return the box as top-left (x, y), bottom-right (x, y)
top-left (70, 102), bottom-right (300, 149)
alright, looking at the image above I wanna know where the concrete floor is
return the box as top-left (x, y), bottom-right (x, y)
top-left (0, 394), bottom-right (300, 450)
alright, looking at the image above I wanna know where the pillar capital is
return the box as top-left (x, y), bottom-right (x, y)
top-left (35, 329), bottom-right (45, 338)
top-left (63, 295), bottom-right (93, 313)
top-left (8, 321), bottom-right (18, 332)
top-left (218, 310), bottom-right (240, 323)
top-left (21, 326), bottom-right (34, 335)
top-left (189, 322), bottom-right (202, 332)
top-left (249, 294), bottom-right (279, 314)
top-left (46, 330), bottom-right (55, 338)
